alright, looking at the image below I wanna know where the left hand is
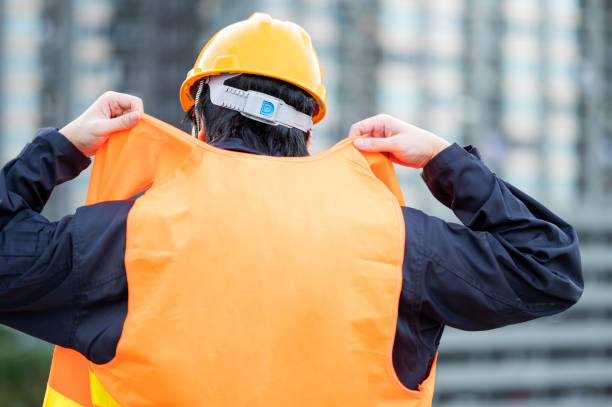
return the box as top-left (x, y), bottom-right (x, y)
top-left (60, 91), bottom-right (144, 157)
top-left (348, 114), bottom-right (450, 168)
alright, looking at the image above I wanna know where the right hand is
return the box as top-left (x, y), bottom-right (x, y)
top-left (60, 91), bottom-right (144, 157)
top-left (348, 114), bottom-right (451, 168)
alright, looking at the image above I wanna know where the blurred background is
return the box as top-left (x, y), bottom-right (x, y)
top-left (0, 0), bottom-right (610, 406)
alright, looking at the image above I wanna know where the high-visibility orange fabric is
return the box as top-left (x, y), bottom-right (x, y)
top-left (45, 347), bottom-right (92, 407)
top-left (44, 114), bottom-right (436, 406)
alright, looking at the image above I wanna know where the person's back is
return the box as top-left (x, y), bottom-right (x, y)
top-left (75, 113), bottom-right (431, 405)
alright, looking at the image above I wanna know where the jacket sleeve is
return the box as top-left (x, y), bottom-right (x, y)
top-left (0, 129), bottom-right (130, 363)
top-left (402, 144), bottom-right (583, 331)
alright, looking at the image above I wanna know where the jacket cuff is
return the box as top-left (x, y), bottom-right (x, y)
top-left (36, 128), bottom-right (91, 183)
top-left (420, 143), bottom-right (496, 224)
top-left (421, 143), bottom-right (465, 207)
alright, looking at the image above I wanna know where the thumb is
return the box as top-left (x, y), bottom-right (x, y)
top-left (353, 136), bottom-right (396, 153)
top-left (97, 111), bottom-right (141, 134)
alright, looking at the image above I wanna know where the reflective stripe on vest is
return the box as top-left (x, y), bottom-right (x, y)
top-left (89, 370), bottom-right (122, 407)
top-left (43, 385), bottom-right (84, 407)
top-left (43, 114), bottom-right (436, 406)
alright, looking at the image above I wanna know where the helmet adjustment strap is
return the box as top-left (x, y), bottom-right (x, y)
top-left (193, 80), bottom-right (206, 137)
top-left (205, 74), bottom-right (313, 133)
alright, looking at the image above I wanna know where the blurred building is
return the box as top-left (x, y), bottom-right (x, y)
top-left (0, 0), bottom-right (43, 162)
top-left (0, 1), bottom-right (610, 406)
top-left (110, 0), bottom-right (200, 125)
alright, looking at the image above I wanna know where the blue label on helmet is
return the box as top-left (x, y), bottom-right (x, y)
top-left (260, 101), bottom-right (275, 116)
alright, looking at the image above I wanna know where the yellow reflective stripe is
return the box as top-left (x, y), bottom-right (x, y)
top-left (43, 385), bottom-right (85, 407)
top-left (88, 370), bottom-right (122, 407)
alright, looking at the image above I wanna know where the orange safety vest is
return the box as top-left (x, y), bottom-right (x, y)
top-left (42, 114), bottom-right (436, 407)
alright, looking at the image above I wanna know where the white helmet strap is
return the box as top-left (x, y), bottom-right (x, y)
top-left (204, 74), bottom-right (313, 133)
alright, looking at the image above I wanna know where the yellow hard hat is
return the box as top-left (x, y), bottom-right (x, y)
top-left (180, 13), bottom-right (327, 124)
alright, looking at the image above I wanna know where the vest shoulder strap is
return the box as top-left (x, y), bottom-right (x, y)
top-left (359, 148), bottom-right (405, 206)
top-left (86, 114), bottom-right (195, 204)
top-left (88, 117), bottom-right (404, 206)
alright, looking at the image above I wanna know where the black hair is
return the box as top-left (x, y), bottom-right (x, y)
top-left (185, 74), bottom-right (317, 157)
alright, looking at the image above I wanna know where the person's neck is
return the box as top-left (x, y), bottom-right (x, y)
top-left (210, 138), bottom-right (264, 155)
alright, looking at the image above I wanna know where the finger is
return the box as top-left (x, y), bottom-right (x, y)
top-left (353, 135), bottom-right (397, 152)
top-left (348, 115), bottom-right (389, 139)
top-left (102, 92), bottom-right (144, 117)
top-left (96, 111), bottom-right (141, 135)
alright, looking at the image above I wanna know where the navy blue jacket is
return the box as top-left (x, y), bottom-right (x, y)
top-left (0, 128), bottom-right (583, 390)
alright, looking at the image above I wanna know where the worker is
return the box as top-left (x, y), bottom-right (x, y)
top-left (0, 13), bottom-right (581, 407)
